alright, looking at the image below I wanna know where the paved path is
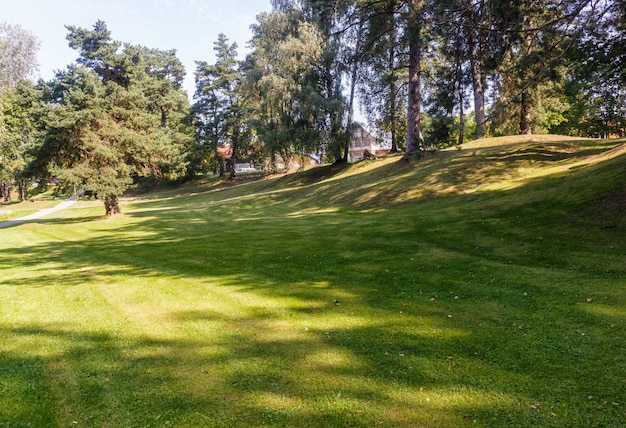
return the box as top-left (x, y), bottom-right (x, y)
top-left (0, 199), bottom-right (76, 229)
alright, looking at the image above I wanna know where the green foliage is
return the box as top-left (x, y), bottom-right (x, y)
top-left (555, 1), bottom-right (626, 137)
top-left (247, 8), bottom-right (328, 168)
top-left (491, 78), bottom-right (569, 137)
top-left (1, 81), bottom-right (40, 201)
top-left (3, 1), bottom-right (626, 209)
top-left (359, 0), bottom-right (407, 152)
top-left (28, 21), bottom-right (192, 214)
top-left (422, 113), bottom-right (455, 148)
top-left (65, 19), bottom-right (124, 85)
top-left (38, 67), bottom-right (131, 197)
top-left (193, 34), bottom-right (253, 178)
top-left (0, 23), bottom-right (40, 201)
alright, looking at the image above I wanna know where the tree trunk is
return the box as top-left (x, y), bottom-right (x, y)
top-left (404, 0), bottom-right (424, 158)
top-left (159, 105), bottom-right (168, 128)
top-left (1, 181), bottom-right (10, 203)
top-left (519, 28), bottom-right (534, 136)
top-left (389, 31), bottom-right (399, 153)
top-left (217, 148), bottom-right (226, 177)
top-left (458, 82), bottom-right (465, 146)
top-left (345, 42), bottom-right (360, 161)
top-left (520, 90), bottom-right (532, 135)
top-left (230, 139), bottom-right (238, 180)
top-left (104, 194), bottom-right (121, 215)
top-left (453, 24), bottom-right (465, 146)
top-left (468, 31), bottom-right (486, 140)
top-left (18, 179), bottom-right (26, 201)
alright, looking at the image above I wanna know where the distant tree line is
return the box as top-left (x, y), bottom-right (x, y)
top-left (1, 0), bottom-right (624, 213)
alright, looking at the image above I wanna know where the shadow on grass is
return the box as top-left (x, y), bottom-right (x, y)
top-left (0, 306), bottom-right (514, 427)
top-left (2, 197), bottom-right (625, 426)
top-left (1, 138), bottom-right (625, 426)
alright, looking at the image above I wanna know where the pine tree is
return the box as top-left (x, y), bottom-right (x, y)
top-left (193, 34), bottom-right (251, 178)
top-left (31, 21), bottom-right (191, 215)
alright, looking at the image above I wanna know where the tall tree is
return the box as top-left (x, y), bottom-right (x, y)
top-left (424, 0), bottom-right (519, 142)
top-left (0, 80), bottom-right (41, 202)
top-left (424, 9), bottom-right (468, 147)
top-left (31, 21), bottom-right (191, 215)
top-left (464, 1), bottom-right (487, 140)
top-left (193, 34), bottom-right (251, 178)
top-left (0, 23), bottom-right (40, 201)
top-left (246, 6), bottom-right (325, 170)
top-left (404, 0), bottom-right (427, 157)
top-left (123, 45), bottom-right (192, 185)
top-left (34, 66), bottom-right (131, 213)
top-left (342, 3), bottom-right (365, 156)
top-left (353, 0), bottom-right (430, 158)
top-left (360, 0), bottom-right (407, 152)
top-left (490, 0), bottom-right (592, 135)
top-left (299, 0), bottom-right (353, 163)
top-left (455, 0), bottom-right (515, 140)
top-left (556, 0), bottom-right (626, 137)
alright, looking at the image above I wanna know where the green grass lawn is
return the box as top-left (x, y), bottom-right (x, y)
top-left (1, 136), bottom-right (625, 427)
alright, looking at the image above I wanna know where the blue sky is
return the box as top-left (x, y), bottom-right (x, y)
top-left (3, 0), bottom-right (273, 97)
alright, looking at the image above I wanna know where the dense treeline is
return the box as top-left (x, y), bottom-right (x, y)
top-left (0, 0), bottom-right (624, 213)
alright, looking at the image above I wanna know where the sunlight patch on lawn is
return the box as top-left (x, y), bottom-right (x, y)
top-left (384, 384), bottom-right (523, 424)
top-left (285, 207), bottom-right (342, 218)
top-left (457, 134), bottom-right (591, 150)
top-left (255, 391), bottom-right (302, 410)
top-left (302, 348), bottom-right (365, 370)
top-left (579, 303), bottom-right (626, 319)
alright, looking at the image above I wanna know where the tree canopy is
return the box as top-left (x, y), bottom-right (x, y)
top-left (1, 1), bottom-right (624, 211)
top-left (28, 21), bottom-right (191, 214)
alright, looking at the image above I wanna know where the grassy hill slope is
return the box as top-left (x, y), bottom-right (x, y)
top-left (1, 135), bottom-right (624, 427)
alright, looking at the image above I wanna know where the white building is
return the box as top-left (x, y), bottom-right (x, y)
top-left (348, 122), bottom-right (391, 162)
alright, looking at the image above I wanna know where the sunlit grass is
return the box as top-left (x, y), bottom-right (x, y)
top-left (1, 135), bottom-right (625, 426)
